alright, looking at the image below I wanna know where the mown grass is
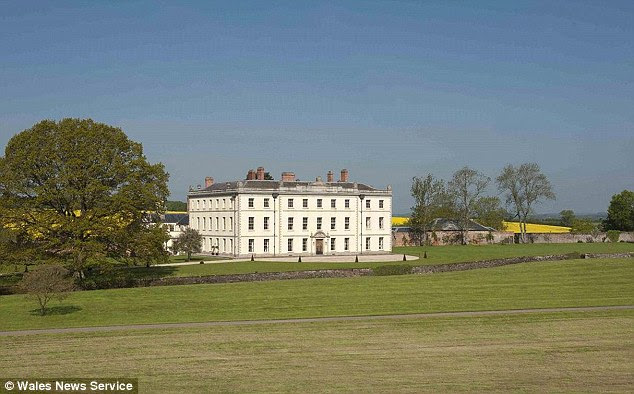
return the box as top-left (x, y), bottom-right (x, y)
top-left (1, 310), bottom-right (632, 392)
top-left (0, 258), bottom-right (632, 331)
top-left (133, 242), bottom-right (634, 278)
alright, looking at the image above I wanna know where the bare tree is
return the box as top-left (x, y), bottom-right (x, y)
top-left (496, 163), bottom-right (555, 243)
top-left (448, 167), bottom-right (490, 244)
top-left (410, 174), bottom-right (454, 245)
top-left (18, 264), bottom-right (75, 316)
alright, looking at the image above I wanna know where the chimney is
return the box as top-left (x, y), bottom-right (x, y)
top-left (327, 170), bottom-right (334, 183)
top-left (257, 166), bottom-right (265, 181)
top-left (340, 169), bottom-right (349, 182)
top-left (204, 177), bottom-right (214, 188)
top-left (246, 169), bottom-right (256, 180)
top-left (281, 172), bottom-right (295, 182)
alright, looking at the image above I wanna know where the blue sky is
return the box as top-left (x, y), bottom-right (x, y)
top-left (1, 1), bottom-right (632, 214)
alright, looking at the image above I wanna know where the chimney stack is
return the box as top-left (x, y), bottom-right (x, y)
top-left (246, 169), bottom-right (256, 180)
top-left (281, 172), bottom-right (295, 182)
top-left (204, 177), bottom-right (214, 188)
top-left (257, 166), bottom-right (265, 180)
top-left (327, 170), bottom-right (334, 183)
top-left (340, 169), bottom-right (349, 182)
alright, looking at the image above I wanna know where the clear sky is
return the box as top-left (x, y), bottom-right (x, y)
top-left (1, 1), bottom-right (632, 215)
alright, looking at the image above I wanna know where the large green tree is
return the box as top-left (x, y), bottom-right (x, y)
top-left (448, 167), bottom-right (490, 244)
top-left (496, 163), bottom-right (555, 243)
top-left (472, 196), bottom-right (507, 230)
top-left (172, 228), bottom-right (202, 261)
top-left (604, 190), bottom-right (634, 231)
top-left (409, 174), bottom-right (454, 245)
top-left (0, 118), bottom-right (169, 275)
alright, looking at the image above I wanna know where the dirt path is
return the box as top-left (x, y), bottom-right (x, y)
top-left (1, 305), bottom-right (631, 337)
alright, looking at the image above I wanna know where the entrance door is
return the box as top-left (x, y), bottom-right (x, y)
top-left (315, 239), bottom-right (323, 255)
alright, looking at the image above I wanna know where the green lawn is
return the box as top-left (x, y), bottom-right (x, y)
top-left (1, 310), bottom-right (631, 392)
top-left (0, 258), bottom-right (632, 331)
top-left (129, 242), bottom-right (634, 278)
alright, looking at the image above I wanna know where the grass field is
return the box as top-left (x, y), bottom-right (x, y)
top-left (129, 242), bottom-right (634, 278)
top-left (0, 257), bottom-right (632, 331)
top-left (1, 310), bottom-right (631, 392)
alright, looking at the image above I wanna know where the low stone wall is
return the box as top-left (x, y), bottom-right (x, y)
top-left (144, 268), bottom-right (373, 287)
top-left (526, 232), bottom-right (634, 243)
top-left (393, 230), bottom-right (514, 246)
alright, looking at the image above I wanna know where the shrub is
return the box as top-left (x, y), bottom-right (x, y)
top-left (606, 230), bottom-right (621, 243)
top-left (372, 264), bottom-right (413, 276)
top-left (18, 264), bottom-right (75, 315)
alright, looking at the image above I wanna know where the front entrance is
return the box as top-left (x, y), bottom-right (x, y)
top-left (315, 239), bottom-right (324, 255)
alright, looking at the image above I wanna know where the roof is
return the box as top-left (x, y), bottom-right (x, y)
top-left (163, 213), bottom-right (189, 226)
top-left (190, 180), bottom-right (387, 195)
top-left (429, 218), bottom-right (493, 232)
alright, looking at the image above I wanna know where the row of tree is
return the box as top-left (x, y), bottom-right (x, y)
top-left (410, 163), bottom-right (555, 244)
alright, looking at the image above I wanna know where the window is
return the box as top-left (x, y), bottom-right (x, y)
top-left (202, 200), bottom-right (206, 209)
top-left (366, 199), bottom-right (370, 209)
top-left (196, 200), bottom-right (199, 209)
top-left (229, 217), bottom-right (233, 231)
top-left (302, 238), bottom-right (308, 252)
top-left (288, 217), bottom-right (294, 230)
top-left (317, 217), bottom-right (322, 230)
top-left (303, 217), bottom-right (308, 230)
top-left (202, 217), bottom-right (206, 230)
top-left (223, 199), bottom-right (226, 209)
top-left (287, 238), bottom-right (293, 252)
top-left (264, 217), bottom-right (269, 230)
top-left (366, 217), bottom-right (371, 229)
top-left (248, 239), bottom-right (254, 253)
top-left (345, 199), bottom-right (350, 208)
top-left (345, 217), bottom-right (350, 230)
top-left (303, 198), bottom-right (308, 208)
top-left (223, 238), bottom-right (226, 252)
top-left (379, 217), bottom-right (384, 229)
top-left (264, 198), bottom-right (269, 208)
top-left (344, 237), bottom-right (350, 251)
top-left (317, 199), bottom-right (322, 208)
top-left (248, 198), bottom-right (254, 208)
top-left (288, 198), bottom-right (294, 208)
top-left (331, 199), bottom-right (336, 208)
top-left (330, 238), bottom-right (336, 251)
top-left (196, 217), bottom-right (200, 230)
top-left (264, 239), bottom-right (269, 253)
top-left (366, 237), bottom-right (370, 250)
top-left (379, 237), bottom-right (384, 250)
top-left (223, 217), bottom-right (226, 230)
top-left (216, 199), bottom-right (219, 209)
top-left (331, 217), bottom-right (336, 230)
top-left (379, 200), bottom-right (384, 209)
top-left (248, 217), bottom-right (254, 230)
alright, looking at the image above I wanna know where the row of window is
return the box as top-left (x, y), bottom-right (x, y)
top-left (204, 237), bottom-right (233, 253)
top-left (196, 216), bottom-right (233, 231)
top-left (247, 237), bottom-right (385, 253)
top-left (248, 197), bottom-right (386, 210)
top-left (193, 198), bottom-right (234, 211)
top-left (247, 216), bottom-right (386, 231)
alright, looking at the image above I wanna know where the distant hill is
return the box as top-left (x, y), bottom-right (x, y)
top-left (165, 200), bottom-right (187, 211)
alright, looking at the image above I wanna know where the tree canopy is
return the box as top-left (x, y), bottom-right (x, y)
top-left (0, 118), bottom-right (170, 274)
top-left (604, 190), bottom-right (634, 231)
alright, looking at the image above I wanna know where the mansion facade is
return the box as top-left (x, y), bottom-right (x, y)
top-left (187, 167), bottom-right (392, 257)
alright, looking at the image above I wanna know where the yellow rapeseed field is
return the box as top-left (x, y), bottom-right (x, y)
top-left (391, 217), bottom-right (571, 234)
top-left (392, 217), bottom-right (409, 226)
top-left (503, 221), bottom-right (570, 234)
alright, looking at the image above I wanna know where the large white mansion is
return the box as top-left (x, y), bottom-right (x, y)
top-left (187, 167), bottom-right (392, 257)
